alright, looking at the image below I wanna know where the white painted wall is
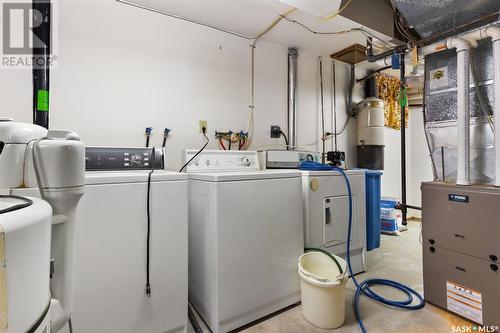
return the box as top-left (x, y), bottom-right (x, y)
top-left (380, 106), bottom-right (433, 218)
top-left (408, 107), bottom-right (434, 217)
top-left (1, 0), bottom-right (362, 171)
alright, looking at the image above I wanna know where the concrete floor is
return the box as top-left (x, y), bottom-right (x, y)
top-left (190, 222), bottom-right (472, 333)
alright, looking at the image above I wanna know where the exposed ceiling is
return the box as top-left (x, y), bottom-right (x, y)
top-left (394, 0), bottom-right (500, 39)
top-left (118, 0), bottom-right (395, 56)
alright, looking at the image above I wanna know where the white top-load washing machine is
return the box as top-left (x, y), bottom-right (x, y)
top-left (0, 196), bottom-right (52, 333)
top-left (301, 169), bottom-right (367, 275)
top-left (184, 150), bottom-right (304, 333)
top-left (67, 147), bottom-right (188, 333)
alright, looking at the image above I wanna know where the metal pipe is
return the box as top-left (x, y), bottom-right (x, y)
top-left (447, 37), bottom-right (471, 185)
top-left (416, 11), bottom-right (500, 47)
top-left (331, 61), bottom-right (337, 152)
top-left (399, 52), bottom-right (408, 225)
top-left (319, 57), bottom-right (326, 163)
top-left (288, 48), bottom-right (298, 150)
top-left (32, 0), bottom-right (51, 129)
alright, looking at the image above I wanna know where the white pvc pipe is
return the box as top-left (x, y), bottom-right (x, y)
top-left (447, 38), bottom-right (471, 185)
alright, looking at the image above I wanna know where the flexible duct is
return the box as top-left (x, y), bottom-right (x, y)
top-left (288, 48), bottom-right (298, 150)
top-left (475, 27), bottom-right (500, 186)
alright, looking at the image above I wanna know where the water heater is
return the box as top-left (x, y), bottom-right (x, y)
top-left (356, 98), bottom-right (385, 170)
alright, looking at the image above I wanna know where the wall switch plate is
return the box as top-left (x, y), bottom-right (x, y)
top-left (199, 120), bottom-right (208, 133)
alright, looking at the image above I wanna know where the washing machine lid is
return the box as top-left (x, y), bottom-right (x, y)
top-left (300, 169), bottom-right (366, 177)
top-left (85, 170), bottom-right (188, 185)
top-left (0, 196), bottom-right (33, 214)
top-left (188, 170), bottom-right (301, 182)
top-left (0, 196), bottom-right (52, 232)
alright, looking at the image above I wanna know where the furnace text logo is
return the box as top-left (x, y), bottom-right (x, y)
top-left (1, 1), bottom-right (57, 68)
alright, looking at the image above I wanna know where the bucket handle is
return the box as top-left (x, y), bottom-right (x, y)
top-left (301, 270), bottom-right (329, 283)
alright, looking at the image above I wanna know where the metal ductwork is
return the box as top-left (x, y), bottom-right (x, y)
top-left (394, 0), bottom-right (500, 43)
top-left (287, 48), bottom-right (298, 150)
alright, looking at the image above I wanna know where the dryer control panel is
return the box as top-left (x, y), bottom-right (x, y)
top-left (85, 147), bottom-right (164, 170)
top-left (184, 150), bottom-right (258, 172)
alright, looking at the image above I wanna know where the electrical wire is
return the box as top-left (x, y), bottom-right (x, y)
top-left (179, 130), bottom-right (210, 173)
top-left (279, 15), bottom-right (393, 48)
top-left (279, 130), bottom-right (289, 148)
top-left (245, 7), bottom-right (297, 150)
top-left (319, 0), bottom-right (353, 21)
top-left (145, 147), bottom-right (155, 297)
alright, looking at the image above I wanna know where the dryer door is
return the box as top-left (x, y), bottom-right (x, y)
top-left (323, 195), bottom-right (357, 249)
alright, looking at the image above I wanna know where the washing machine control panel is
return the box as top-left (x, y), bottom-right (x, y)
top-left (184, 150), bottom-right (258, 172)
top-left (85, 147), bottom-right (164, 170)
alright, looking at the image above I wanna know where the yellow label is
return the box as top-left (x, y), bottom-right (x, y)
top-left (310, 179), bottom-right (320, 192)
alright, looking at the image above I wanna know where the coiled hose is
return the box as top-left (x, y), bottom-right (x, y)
top-left (299, 161), bottom-right (425, 333)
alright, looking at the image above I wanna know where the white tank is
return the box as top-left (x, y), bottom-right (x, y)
top-left (357, 98), bottom-right (385, 146)
top-left (0, 119), bottom-right (47, 188)
top-left (1, 121), bottom-right (86, 333)
top-left (0, 196), bottom-right (52, 333)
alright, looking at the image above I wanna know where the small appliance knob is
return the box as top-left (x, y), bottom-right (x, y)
top-left (131, 154), bottom-right (143, 165)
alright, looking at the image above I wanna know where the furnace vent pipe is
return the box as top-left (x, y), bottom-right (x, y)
top-left (288, 48), bottom-right (298, 150)
top-left (422, 27), bottom-right (500, 186)
top-left (446, 37), bottom-right (471, 186)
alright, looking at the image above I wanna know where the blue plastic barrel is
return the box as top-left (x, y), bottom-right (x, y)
top-left (364, 170), bottom-right (383, 251)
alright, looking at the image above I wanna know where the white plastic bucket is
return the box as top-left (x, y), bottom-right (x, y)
top-left (298, 252), bottom-right (348, 329)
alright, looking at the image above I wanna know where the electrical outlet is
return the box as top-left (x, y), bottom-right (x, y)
top-left (199, 120), bottom-right (208, 133)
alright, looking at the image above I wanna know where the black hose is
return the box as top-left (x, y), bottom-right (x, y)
top-left (0, 195), bottom-right (33, 214)
top-left (188, 306), bottom-right (204, 333)
top-left (146, 148), bottom-right (155, 297)
top-left (304, 247), bottom-right (343, 274)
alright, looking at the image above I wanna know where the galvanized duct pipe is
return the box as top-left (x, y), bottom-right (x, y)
top-left (446, 37), bottom-right (471, 185)
top-left (288, 48), bottom-right (298, 150)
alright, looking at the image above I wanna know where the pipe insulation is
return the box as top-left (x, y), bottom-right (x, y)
top-left (288, 48), bottom-right (298, 150)
top-left (447, 37), bottom-right (471, 185)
